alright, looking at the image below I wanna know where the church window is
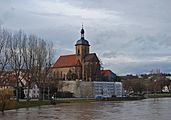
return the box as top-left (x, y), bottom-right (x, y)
top-left (77, 49), bottom-right (80, 55)
top-left (56, 71), bottom-right (59, 78)
top-left (61, 71), bottom-right (62, 78)
top-left (64, 74), bottom-right (66, 80)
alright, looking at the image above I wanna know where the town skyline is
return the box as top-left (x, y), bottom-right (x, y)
top-left (0, 0), bottom-right (171, 75)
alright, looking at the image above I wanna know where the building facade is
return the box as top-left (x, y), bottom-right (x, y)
top-left (101, 70), bottom-right (117, 81)
top-left (59, 80), bottom-right (123, 98)
top-left (24, 83), bottom-right (39, 99)
top-left (93, 81), bottom-right (123, 98)
top-left (51, 27), bottom-right (101, 81)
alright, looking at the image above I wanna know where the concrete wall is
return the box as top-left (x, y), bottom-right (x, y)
top-left (114, 82), bottom-right (123, 97)
top-left (61, 81), bottom-right (94, 98)
top-left (60, 80), bottom-right (122, 98)
top-left (61, 81), bottom-right (81, 97)
top-left (80, 81), bottom-right (94, 98)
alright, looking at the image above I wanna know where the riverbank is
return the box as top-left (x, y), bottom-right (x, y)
top-left (1, 94), bottom-right (171, 111)
top-left (1, 100), bottom-right (50, 111)
top-left (145, 93), bottom-right (171, 98)
top-left (1, 97), bottom-right (141, 111)
top-left (1, 96), bottom-right (146, 111)
top-left (0, 99), bottom-right (97, 111)
top-left (2, 98), bottom-right (171, 120)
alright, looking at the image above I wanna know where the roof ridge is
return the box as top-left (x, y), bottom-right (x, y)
top-left (102, 69), bottom-right (111, 71)
top-left (60, 54), bottom-right (76, 57)
top-left (89, 53), bottom-right (96, 54)
top-left (53, 54), bottom-right (81, 68)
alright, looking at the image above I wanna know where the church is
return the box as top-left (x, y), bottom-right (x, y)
top-left (51, 27), bottom-right (101, 81)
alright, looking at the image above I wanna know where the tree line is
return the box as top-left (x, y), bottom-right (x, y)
top-left (122, 73), bottom-right (170, 94)
top-left (0, 27), bottom-right (54, 102)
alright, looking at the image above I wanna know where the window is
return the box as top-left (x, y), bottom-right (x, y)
top-left (61, 71), bottom-right (62, 78)
top-left (77, 49), bottom-right (80, 55)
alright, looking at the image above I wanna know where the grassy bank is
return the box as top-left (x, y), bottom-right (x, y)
top-left (0, 97), bottom-right (149, 111)
top-left (16, 100), bottom-right (51, 109)
top-left (56, 98), bottom-right (96, 103)
top-left (0, 99), bottom-right (96, 111)
top-left (0, 100), bottom-right (51, 111)
top-left (145, 93), bottom-right (171, 98)
top-left (1, 94), bottom-right (171, 111)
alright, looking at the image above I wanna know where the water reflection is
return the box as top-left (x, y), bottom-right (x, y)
top-left (1, 98), bottom-right (171, 120)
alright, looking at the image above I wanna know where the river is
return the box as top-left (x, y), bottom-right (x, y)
top-left (1, 98), bottom-right (171, 120)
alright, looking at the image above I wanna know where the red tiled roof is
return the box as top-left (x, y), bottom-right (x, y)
top-left (53, 54), bottom-right (81, 68)
top-left (101, 70), bottom-right (113, 76)
top-left (0, 74), bottom-right (16, 87)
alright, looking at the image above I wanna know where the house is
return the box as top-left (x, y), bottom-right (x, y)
top-left (51, 26), bottom-right (101, 81)
top-left (24, 83), bottom-right (39, 99)
top-left (0, 72), bottom-right (16, 90)
top-left (0, 71), bottom-right (40, 99)
top-left (162, 85), bottom-right (169, 92)
top-left (101, 70), bottom-right (117, 81)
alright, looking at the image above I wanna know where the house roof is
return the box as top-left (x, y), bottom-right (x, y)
top-left (0, 71), bottom-right (28, 87)
top-left (101, 70), bottom-right (116, 76)
top-left (53, 54), bottom-right (82, 68)
top-left (0, 73), bottom-right (17, 87)
top-left (84, 53), bottom-right (99, 62)
top-left (75, 38), bottom-right (90, 46)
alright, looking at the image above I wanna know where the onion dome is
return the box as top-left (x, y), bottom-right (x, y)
top-left (75, 26), bottom-right (90, 46)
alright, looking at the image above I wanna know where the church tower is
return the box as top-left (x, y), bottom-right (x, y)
top-left (75, 26), bottom-right (90, 61)
top-left (52, 26), bottom-right (100, 81)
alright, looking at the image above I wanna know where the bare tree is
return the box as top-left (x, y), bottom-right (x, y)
top-left (22, 35), bottom-right (36, 101)
top-left (9, 30), bottom-right (26, 102)
top-left (0, 28), bottom-right (13, 112)
top-left (0, 89), bottom-right (13, 113)
top-left (0, 28), bottom-right (11, 75)
top-left (25, 38), bottom-right (54, 100)
top-left (0, 27), bottom-right (54, 102)
top-left (0, 28), bottom-right (11, 86)
top-left (21, 34), bottom-right (54, 101)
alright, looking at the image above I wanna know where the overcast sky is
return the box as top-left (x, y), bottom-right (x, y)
top-left (0, 0), bottom-right (171, 75)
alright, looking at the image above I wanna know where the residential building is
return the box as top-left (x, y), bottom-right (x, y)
top-left (93, 81), bottom-right (122, 98)
top-left (101, 70), bottom-right (117, 81)
top-left (24, 83), bottom-right (39, 99)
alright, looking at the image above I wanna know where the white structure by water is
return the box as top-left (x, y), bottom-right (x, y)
top-left (61, 81), bottom-right (123, 98)
top-left (24, 84), bottom-right (39, 99)
top-left (93, 82), bottom-right (123, 98)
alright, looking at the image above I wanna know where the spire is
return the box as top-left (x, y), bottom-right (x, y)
top-left (75, 25), bottom-right (90, 46)
top-left (81, 24), bottom-right (84, 39)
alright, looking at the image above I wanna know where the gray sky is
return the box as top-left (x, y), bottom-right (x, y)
top-left (0, 0), bottom-right (171, 75)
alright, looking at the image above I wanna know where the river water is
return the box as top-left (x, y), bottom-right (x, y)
top-left (1, 98), bottom-right (171, 120)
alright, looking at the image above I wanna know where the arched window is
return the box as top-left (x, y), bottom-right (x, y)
top-left (61, 71), bottom-right (62, 78)
top-left (77, 49), bottom-right (80, 55)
